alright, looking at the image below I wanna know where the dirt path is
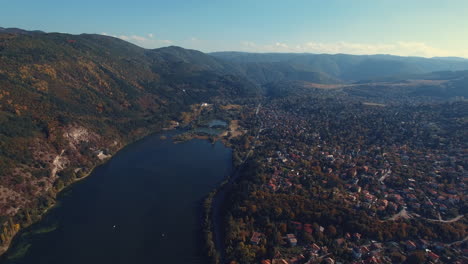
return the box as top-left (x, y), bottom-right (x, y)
top-left (447, 236), bottom-right (468, 246)
top-left (423, 215), bottom-right (464, 223)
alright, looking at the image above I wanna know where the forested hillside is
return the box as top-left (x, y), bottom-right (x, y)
top-left (0, 30), bottom-right (260, 251)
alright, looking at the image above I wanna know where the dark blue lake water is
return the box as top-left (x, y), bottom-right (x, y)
top-left (3, 133), bottom-right (232, 264)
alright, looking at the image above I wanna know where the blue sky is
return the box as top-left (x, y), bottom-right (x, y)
top-left (1, 0), bottom-right (468, 57)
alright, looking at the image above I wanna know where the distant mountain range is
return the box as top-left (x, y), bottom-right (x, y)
top-left (211, 51), bottom-right (468, 83)
top-left (0, 28), bottom-right (467, 134)
top-left (2, 27), bottom-right (468, 85)
top-left (0, 27), bottom-right (45, 35)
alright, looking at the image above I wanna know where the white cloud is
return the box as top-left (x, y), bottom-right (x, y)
top-left (101, 33), bottom-right (172, 49)
top-left (241, 41), bottom-right (256, 48)
top-left (125, 35), bottom-right (146, 42)
top-left (240, 40), bottom-right (468, 58)
top-left (99, 33), bottom-right (468, 58)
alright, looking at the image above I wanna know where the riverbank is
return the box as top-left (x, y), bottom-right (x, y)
top-left (205, 103), bottom-right (262, 264)
top-left (1, 112), bottom-right (245, 262)
top-left (0, 125), bottom-right (169, 259)
top-left (202, 162), bottom-right (241, 264)
top-left (0, 146), bottom-right (121, 259)
top-left (1, 129), bottom-right (233, 264)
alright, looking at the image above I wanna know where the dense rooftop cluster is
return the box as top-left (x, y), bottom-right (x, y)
top-left (223, 94), bottom-right (467, 264)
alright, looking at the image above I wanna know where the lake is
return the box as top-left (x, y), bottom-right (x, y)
top-left (193, 119), bottom-right (228, 136)
top-left (2, 132), bottom-right (232, 264)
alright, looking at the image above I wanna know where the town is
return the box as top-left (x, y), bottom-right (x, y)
top-left (222, 91), bottom-right (467, 264)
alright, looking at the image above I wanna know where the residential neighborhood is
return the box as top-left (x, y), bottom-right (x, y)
top-left (224, 94), bottom-right (466, 264)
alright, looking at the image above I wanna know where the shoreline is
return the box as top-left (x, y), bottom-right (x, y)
top-left (206, 149), bottom-right (249, 264)
top-left (0, 120), bottom-right (239, 262)
top-left (206, 103), bottom-right (261, 263)
top-left (0, 127), bottom-right (169, 259)
top-left (0, 125), bottom-right (230, 262)
top-left (0, 149), bottom-right (118, 259)
top-left (202, 139), bottom-right (251, 263)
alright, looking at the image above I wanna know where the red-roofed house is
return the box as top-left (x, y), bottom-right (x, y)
top-left (251, 232), bottom-right (262, 245)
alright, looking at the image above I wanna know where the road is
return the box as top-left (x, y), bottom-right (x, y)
top-left (422, 215), bottom-right (464, 223)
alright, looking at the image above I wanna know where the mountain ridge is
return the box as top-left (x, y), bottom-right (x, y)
top-left (210, 51), bottom-right (468, 82)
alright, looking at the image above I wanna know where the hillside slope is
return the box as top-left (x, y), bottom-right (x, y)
top-left (0, 31), bottom-right (260, 251)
